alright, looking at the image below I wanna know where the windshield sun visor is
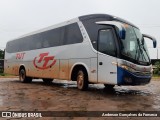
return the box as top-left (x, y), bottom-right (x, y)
top-left (96, 21), bottom-right (126, 39)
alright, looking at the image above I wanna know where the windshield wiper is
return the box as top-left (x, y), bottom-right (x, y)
top-left (141, 44), bottom-right (150, 62)
top-left (139, 36), bottom-right (150, 62)
top-left (140, 45), bottom-right (147, 61)
top-left (135, 46), bottom-right (139, 61)
top-left (135, 38), bottom-right (141, 62)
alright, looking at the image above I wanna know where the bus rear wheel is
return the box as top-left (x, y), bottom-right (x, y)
top-left (43, 78), bottom-right (53, 83)
top-left (76, 69), bottom-right (88, 90)
top-left (19, 69), bottom-right (32, 83)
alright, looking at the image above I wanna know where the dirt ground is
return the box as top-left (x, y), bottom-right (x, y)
top-left (0, 78), bottom-right (160, 120)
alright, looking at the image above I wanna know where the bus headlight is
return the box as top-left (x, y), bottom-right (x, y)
top-left (120, 65), bottom-right (129, 71)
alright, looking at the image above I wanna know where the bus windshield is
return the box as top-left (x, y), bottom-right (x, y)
top-left (121, 25), bottom-right (150, 65)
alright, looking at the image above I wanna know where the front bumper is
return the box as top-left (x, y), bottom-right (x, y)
top-left (117, 67), bottom-right (151, 85)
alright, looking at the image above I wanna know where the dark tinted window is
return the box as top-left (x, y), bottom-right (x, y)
top-left (41, 27), bottom-right (63, 48)
top-left (81, 18), bottom-right (111, 50)
top-left (6, 23), bottom-right (83, 53)
top-left (62, 23), bottom-right (83, 45)
top-left (98, 29), bottom-right (116, 56)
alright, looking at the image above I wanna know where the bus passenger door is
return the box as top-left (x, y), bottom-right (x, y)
top-left (97, 28), bottom-right (117, 85)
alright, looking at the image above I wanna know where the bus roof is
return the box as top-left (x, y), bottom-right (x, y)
top-left (7, 14), bottom-right (138, 43)
top-left (13, 17), bottom-right (79, 40)
top-left (79, 14), bottom-right (138, 29)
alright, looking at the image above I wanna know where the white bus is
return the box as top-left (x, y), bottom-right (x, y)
top-left (4, 14), bottom-right (157, 90)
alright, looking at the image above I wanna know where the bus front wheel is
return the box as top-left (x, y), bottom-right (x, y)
top-left (19, 69), bottom-right (32, 83)
top-left (76, 69), bottom-right (88, 90)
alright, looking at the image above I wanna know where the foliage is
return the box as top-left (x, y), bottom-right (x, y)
top-left (0, 49), bottom-right (4, 59)
top-left (0, 73), bottom-right (5, 76)
top-left (153, 61), bottom-right (160, 75)
top-left (0, 49), bottom-right (4, 73)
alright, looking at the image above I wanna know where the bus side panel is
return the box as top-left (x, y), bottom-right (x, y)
top-left (69, 58), bottom-right (90, 80)
top-left (23, 48), bottom-right (60, 79)
top-left (90, 58), bottom-right (98, 83)
top-left (13, 62), bottom-right (19, 75)
top-left (4, 62), bottom-right (12, 75)
top-left (59, 59), bottom-right (69, 80)
top-left (4, 52), bottom-right (19, 75)
top-left (26, 60), bottom-right (59, 79)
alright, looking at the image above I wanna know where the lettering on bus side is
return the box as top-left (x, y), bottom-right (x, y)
top-left (16, 52), bottom-right (25, 59)
top-left (33, 52), bottom-right (56, 70)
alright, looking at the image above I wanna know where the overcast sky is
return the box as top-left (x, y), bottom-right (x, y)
top-left (0, 0), bottom-right (160, 58)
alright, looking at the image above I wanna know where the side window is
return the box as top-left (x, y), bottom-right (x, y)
top-left (98, 29), bottom-right (116, 56)
top-left (29, 34), bottom-right (42, 50)
top-left (36, 41), bottom-right (42, 49)
top-left (44, 28), bottom-right (61, 47)
top-left (6, 23), bottom-right (82, 53)
top-left (43, 40), bottom-right (49, 48)
top-left (63, 23), bottom-right (83, 45)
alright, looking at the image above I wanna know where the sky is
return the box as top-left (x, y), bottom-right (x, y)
top-left (0, 0), bottom-right (160, 59)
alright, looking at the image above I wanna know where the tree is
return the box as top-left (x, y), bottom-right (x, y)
top-left (0, 49), bottom-right (4, 73)
top-left (0, 49), bottom-right (4, 59)
top-left (154, 61), bottom-right (160, 75)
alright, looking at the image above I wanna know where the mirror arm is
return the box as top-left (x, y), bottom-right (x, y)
top-left (143, 34), bottom-right (157, 48)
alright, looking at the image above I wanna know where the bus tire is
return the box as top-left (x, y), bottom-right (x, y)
top-left (43, 78), bottom-right (53, 83)
top-left (19, 69), bottom-right (32, 83)
top-left (76, 68), bottom-right (88, 91)
top-left (104, 84), bottom-right (115, 89)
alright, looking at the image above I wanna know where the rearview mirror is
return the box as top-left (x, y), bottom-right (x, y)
top-left (143, 34), bottom-right (157, 48)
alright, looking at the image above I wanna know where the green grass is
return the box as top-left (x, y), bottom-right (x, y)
top-left (152, 74), bottom-right (160, 80)
top-left (153, 74), bottom-right (160, 77)
top-left (0, 73), bottom-right (4, 76)
top-left (0, 73), bottom-right (15, 76)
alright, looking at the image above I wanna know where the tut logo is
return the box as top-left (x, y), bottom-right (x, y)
top-left (33, 52), bottom-right (56, 69)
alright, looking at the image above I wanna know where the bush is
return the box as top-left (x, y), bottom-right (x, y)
top-left (153, 61), bottom-right (160, 75)
top-left (0, 68), bottom-right (3, 73)
top-left (0, 73), bottom-right (5, 76)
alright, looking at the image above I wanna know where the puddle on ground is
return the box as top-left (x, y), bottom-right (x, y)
top-left (0, 96), bottom-right (3, 106)
top-left (0, 79), bottom-right (160, 111)
top-left (114, 87), bottom-right (152, 96)
top-left (152, 95), bottom-right (160, 110)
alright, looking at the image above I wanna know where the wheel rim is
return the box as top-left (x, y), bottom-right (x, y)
top-left (77, 71), bottom-right (84, 89)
